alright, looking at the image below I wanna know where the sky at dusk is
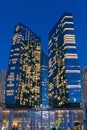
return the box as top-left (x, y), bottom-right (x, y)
top-left (0, 0), bottom-right (87, 71)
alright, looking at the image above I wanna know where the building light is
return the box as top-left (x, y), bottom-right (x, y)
top-left (63, 28), bottom-right (74, 32)
top-left (66, 85), bottom-right (81, 88)
top-left (64, 53), bottom-right (78, 59)
top-left (64, 34), bottom-right (75, 44)
top-left (63, 21), bottom-right (73, 25)
top-left (65, 70), bottom-right (80, 73)
top-left (64, 46), bottom-right (76, 49)
top-left (61, 15), bottom-right (73, 22)
top-left (7, 84), bottom-right (14, 87)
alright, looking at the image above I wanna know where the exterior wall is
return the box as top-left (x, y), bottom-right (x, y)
top-left (6, 23), bottom-right (41, 108)
top-left (48, 13), bottom-right (82, 108)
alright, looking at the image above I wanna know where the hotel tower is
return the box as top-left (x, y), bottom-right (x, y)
top-left (6, 23), bottom-right (41, 108)
top-left (48, 13), bottom-right (82, 108)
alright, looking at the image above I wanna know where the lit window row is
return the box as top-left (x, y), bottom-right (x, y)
top-left (61, 15), bottom-right (73, 22)
top-left (13, 53), bottom-right (19, 56)
top-left (52, 62), bottom-right (56, 67)
top-left (11, 58), bottom-right (18, 64)
top-left (64, 53), bottom-right (78, 59)
top-left (69, 65), bottom-right (80, 68)
top-left (49, 59), bottom-right (52, 68)
top-left (12, 58), bottom-right (18, 61)
top-left (7, 83), bottom-right (14, 87)
top-left (11, 49), bottom-right (14, 52)
top-left (8, 74), bottom-right (14, 78)
top-left (11, 67), bottom-right (15, 70)
top-left (65, 53), bottom-right (77, 56)
top-left (53, 36), bottom-right (58, 41)
top-left (7, 90), bottom-right (14, 92)
top-left (65, 70), bottom-right (80, 73)
top-left (16, 25), bottom-right (20, 32)
top-left (49, 69), bottom-right (53, 77)
top-left (36, 46), bottom-right (40, 51)
top-left (62, 22), bottom-right (74, 27)
top-left (63, 28), bottom-right (74, 32)
top-left (64, 34), bottom-right (75, 39)
top-left (7, 93), bottom-right (14, 96)
top-left (48, 39), bottom-right (52, 46)
top-left (64, 46), bottom-right (76, 49)
top-left (64, 37), bottom-right (75, 42)
top-left (64, 35), bottom-right (75, 44)
top-left (66, 85), bottom-right (81, 88)
top-left (48, 42), bottom-right (53, 49)
top-left (15, 48), bottom-right (20, 51)
top-left (13, 34), bottom-right (22, 39)
top-left (7, 78), bottom-right (14, 81)
top-left (49, 83), bottom-right (54, 91)
top-left (13, 34), bottom-right (22, 45)
top-left (64, 40), bottom-right (75, 44)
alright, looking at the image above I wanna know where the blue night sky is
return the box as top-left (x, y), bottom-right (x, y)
top-left (0, 0), bottom-right (87, 71)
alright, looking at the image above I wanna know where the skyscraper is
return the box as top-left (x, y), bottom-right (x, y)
top-left (0, 69), bottom-right (7, 106)
top-left (6, 23), bottom-right (41, 108)
top-left (82, 67), bottom-right (87, 107)
top-left (48, 13), bottom-right (82, 108)
top-left (41, 50), bottom-right (48, 107)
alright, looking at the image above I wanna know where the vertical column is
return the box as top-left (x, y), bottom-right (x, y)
top-left (8, 109), bottom-right (14, 129)
top-left (69, 110), bottom-right (74, 130)
top-left (22, 115), bottom-right (26, 130)
top-left (63, 112), bottom-right (68, 130)
top-left (0, 107), bottom-right (2, 129)
top-left (85, 103), bottom-right (87, 130)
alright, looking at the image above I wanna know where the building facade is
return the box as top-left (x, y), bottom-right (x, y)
top-left (2, 108), bottom-right (84, 130)
top-left (48, 13), bottom-right (82, 108)
top-left (41, 50), bottom-right (48, 107)
top-left (0, 70), bottom-right (7, 106)
top-left (82, 67), bottom-right (87, 107)
top-left (6, 23), bottom-right (41, 108)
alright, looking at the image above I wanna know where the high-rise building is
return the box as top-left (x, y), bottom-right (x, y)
top-left (6, 23), bottom-right (41, 108)
top-left (0, 70), bottom-right (7, 106)
top-left (48, 13), bottom-right (82, 108)
top-left (0, 73), bottom-right (1, 106)
top-left (41, 50), bottom-right (48, 107)
top-left (82, 67), bottom-right (87, 107)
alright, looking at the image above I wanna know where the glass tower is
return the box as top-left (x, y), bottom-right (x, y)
top-left (41, 50), bottom-right (48, 107)
top-left (48, 13), bottom-right (82, 108)
top-left (6, 23), bottom-right (41, 108)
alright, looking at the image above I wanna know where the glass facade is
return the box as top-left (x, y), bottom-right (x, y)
top-left (6, 23), bottom-right (41, 108)
top-left (2, 108), bottom-right (84, 130)
top-left (41, 50), bottom-right (48, 107)
top-left (48, 13), bottom-right (82, 108)
top-left (82, 67), bottom-right (87, 107)
top-left (0, 70), bottom-right (7, 105)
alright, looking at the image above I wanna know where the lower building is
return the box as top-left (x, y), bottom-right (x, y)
top-left (2, 108), bottom-right (84, 130)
